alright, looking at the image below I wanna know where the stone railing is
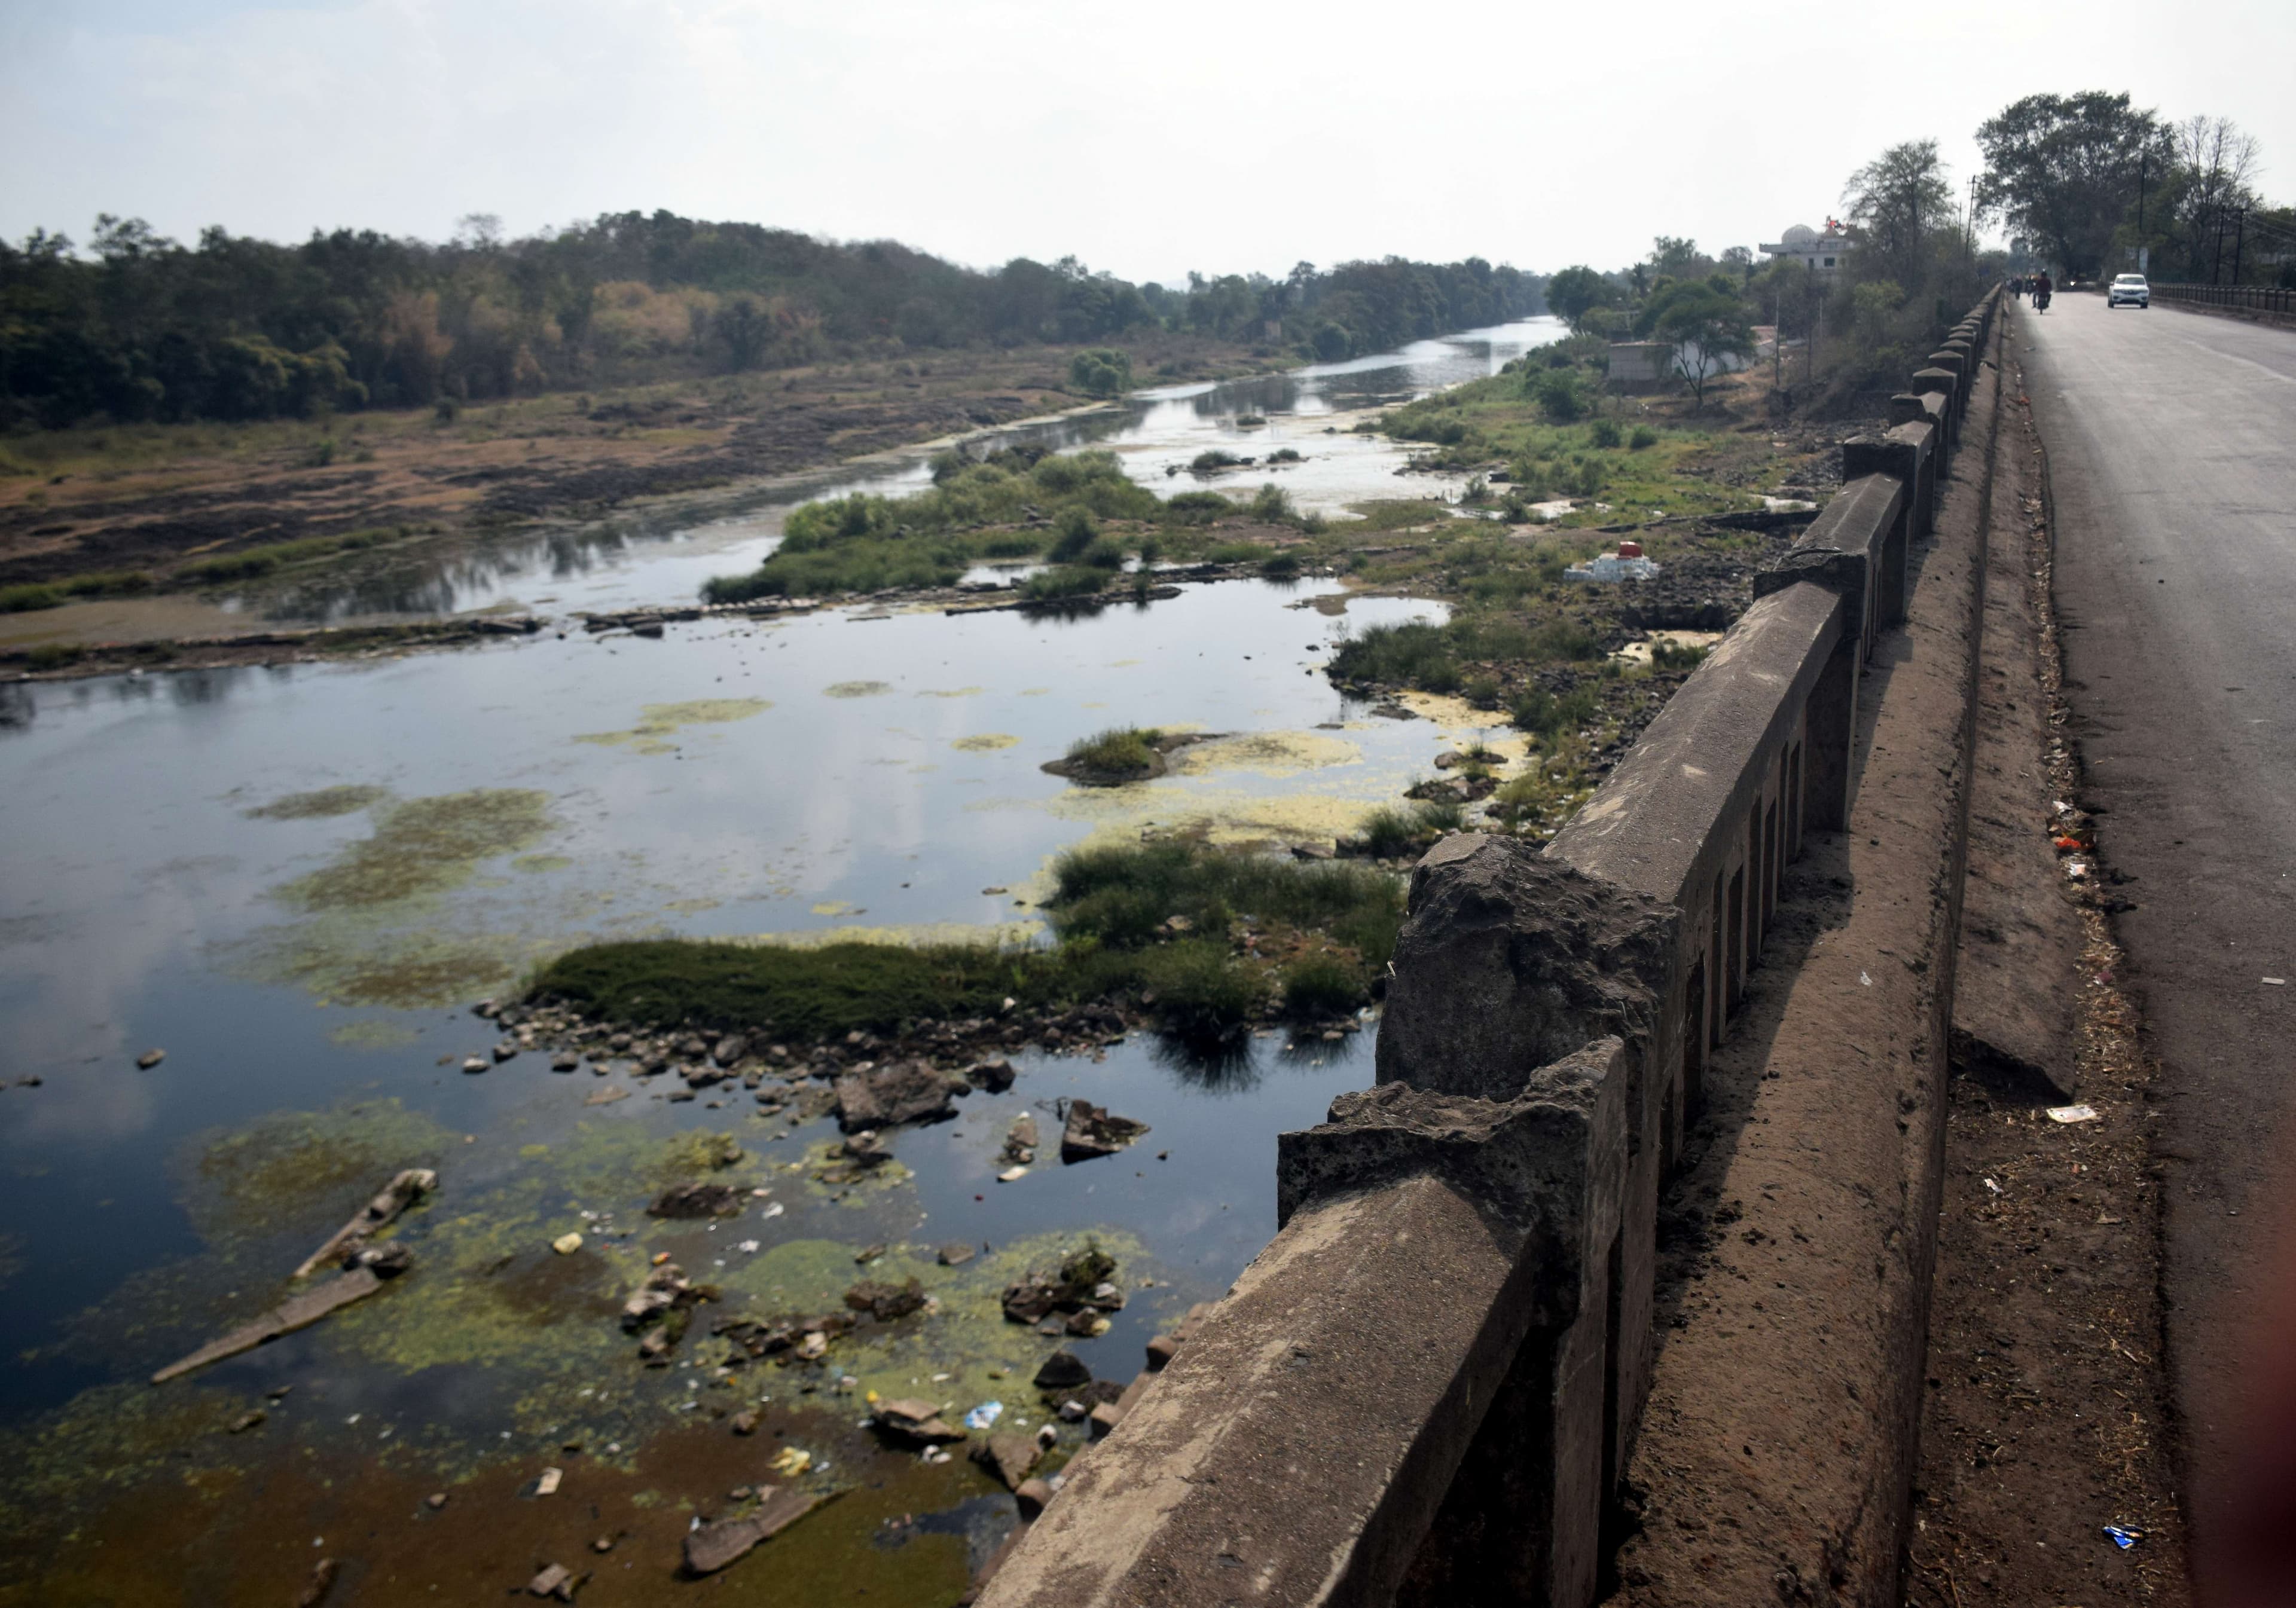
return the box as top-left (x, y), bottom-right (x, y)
top-left (978, 288), bottom-right (2004, 1608)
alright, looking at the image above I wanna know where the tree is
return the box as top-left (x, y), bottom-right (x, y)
top-left (1544, 265), bottom-right (1616, 331)
top-left (1650, 284), bottom-right (1754, 409)
top-left (1067, 347), bottom-right (1132, 398)
top-left (1843, 140), bottom-right (1953, 288)
top-left (1976, 91), bottom-right (2162, 279)
top-left (2164, 115), bottom-right (2263, 280)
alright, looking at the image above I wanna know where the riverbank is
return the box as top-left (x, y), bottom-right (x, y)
top-left (0, 332), bottom-right (1278, 606)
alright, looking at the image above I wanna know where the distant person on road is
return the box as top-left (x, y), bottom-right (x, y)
top-left (2011, 275), bottom-right (2025, 300)
top-left (2034, 271), bottom-right (2053, 312)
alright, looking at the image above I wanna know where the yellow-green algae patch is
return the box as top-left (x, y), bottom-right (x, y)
top-left (274, 788), bottom-right (557, 912)
top-left (231, 916), bottom-right (560, 1009)
top-left (917, 686), bottom-right (987, 698)
top-left (1166, 728), bottom-right (1363, 779)
top-left (823, 680), bottom-right (893, 699)
top-left (951, 732), bottom-right (1019, 752)
top-left (572, 698), bottom-right (771, 755)
top-left (243, 783), bottom-right (391, 820)
top-left (183, 1098), bottom-right (463, 1244)
top-left (512, 853), bottom-right (573, 874)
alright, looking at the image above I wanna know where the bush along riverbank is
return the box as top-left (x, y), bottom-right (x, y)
top-left (526, 839), bottom-right (1405, 1068)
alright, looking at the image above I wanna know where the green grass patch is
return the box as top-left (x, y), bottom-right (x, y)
top-left (1061, 727), bottom-right (1161, 779)
top-left (529, 839), bottom-right (1405, 1045)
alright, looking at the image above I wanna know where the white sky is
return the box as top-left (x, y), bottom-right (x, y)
top-left (2, 0), bottom-right (2289, 282)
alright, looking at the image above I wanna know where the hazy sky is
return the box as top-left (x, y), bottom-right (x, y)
top-left (4, 0), bottom-right (2289, 282)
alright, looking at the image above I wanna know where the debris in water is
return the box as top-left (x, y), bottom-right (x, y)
top-left (682, 1486), bottom-right (828, 1577)
top-left (965, 1401), bottom-right (1004, 1430)
top-left (152, 1245), bottom-right (413, 1383)
top-left (552, 1232), bottom-right (584, 1255)
top-left (534, 1466), bottom-right (563, 1496)
top-left (997, 1166), bottom-right (1029, 1184)
top-left (843, 1279), bottom-right (926, 1322)
top-left (295, 1169), bottom-right (437, 1278)
top-left (767, 1447), bottom-right (811, 1478)
top-left (1001, 1113), bottom-right (1039, 1166)
top-left (228, 1409), bottom-right (267, 1434)
top-left (135, 1048), bottom-right (166, 1070)
top-left (938, 1243), bottom-right (976, 1267)
top-left (295, 1558), bottom-right (340, 1607)
top-left (527, 1563), bottom-right (573, 1599)
top-left (1060, 1099), bottom-right (1150, 1163)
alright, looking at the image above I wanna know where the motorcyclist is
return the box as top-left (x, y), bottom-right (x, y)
top-left (2033, 271), bottom-right (2053, 312)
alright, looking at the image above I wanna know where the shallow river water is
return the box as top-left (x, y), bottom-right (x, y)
top-left (0, 322), bottom-right (1555, 1604)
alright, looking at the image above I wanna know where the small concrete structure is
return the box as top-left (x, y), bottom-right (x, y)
top-left (1606, 341), bottom-right (1671, 392)
top-left (1565, 545), bottom-right (1660, 583)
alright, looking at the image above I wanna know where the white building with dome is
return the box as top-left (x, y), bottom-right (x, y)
top-left (1760, 222), bottom-right (1854, 274)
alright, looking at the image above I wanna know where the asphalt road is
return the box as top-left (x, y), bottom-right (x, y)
top-left (2022, 292), bottom-right (2296, 1571)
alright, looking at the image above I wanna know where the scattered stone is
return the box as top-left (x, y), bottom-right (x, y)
top-left (462, 1057), bottom-right (489, 1074)
top-left (937, 1243), bottom-right (976, 1267)
top-left (425, 1493), bottom-right (448, 1511)
top-left (526, 1563), bottom-right (575, 1600)
top-left (966, 1057), bottom-right (1016, 1092)
top-left (1031, 1350), bottom-right (1092, 1390)
top-left (679, 1035), bottom-right (710, 1060)
top-left (135, 1048), bottom-right (166, 1070)
top-left (552, 1232), bottom-right (584, 1255)
top-left (731, 1408), bottom-right (761, 1436)
top-left (619, 1262), bottom-right (715, 1359)
top-left (712, 1035), bottom-right (749, 1067)
top-left (853, 1242), bottom-right (887, 1265)
top-left (1065, 1310), bottom-right (1111, 1338)
top-left (582, 1086), bottom-right (629, 1106)
top-left (1060, 1100), bottom-right (1149, 1163)
top-left (840, 1132), bottom-right (893, 1167)
top-left (1014, 1477), bottom-right (1054, 1518)
top-left (591, 1536), bottom-right (615, 1554)
top-left (870, 1398), bottom-right (967, 1444)
top-left (1000, 1114), bottom-right (1038, 1166)
top-left (550, 1051), bottom-right (581, 1073)
top-left (534, 1466), bottom-right (563, 1496)
top-left (493, 1040), bottom-right (520, 1062)
top-left (227, 1408), bottom-right (266, 1434)
top-left (295, 1169), bottom-right (438, 1279)
top-left (682, 1487), bottom-right (826, 1576)
top-left (648, 1182), bottom-right (745, 1219)
top-left (971, 1432), bottom-right (1042, 1490)
top-left (295, 1558), bottom-right (340, 1608)
top-left (835, 1060), bottom-right (958, 1131)
top-left (843, 1279), bottom-right (926, 1322)
top-left (1003, 1244), bottom-right (1122, 1326)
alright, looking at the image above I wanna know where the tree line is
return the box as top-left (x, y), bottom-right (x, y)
top-left (0, 210), bottom-right (1544, 430)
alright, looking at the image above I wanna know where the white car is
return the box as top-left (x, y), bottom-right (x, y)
top-left (2108, 274), bottom-right (2151, 308)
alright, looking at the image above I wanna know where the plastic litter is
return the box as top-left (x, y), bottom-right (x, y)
top-left (535, 1466), bottom-right (563, 1496)
top-left (2264, 977), bottom-right (2287, 987)
top-left (768, 1447), bottom-right (811, 1477)
top-left (1983, 1178), bottom-right (2002, 1195)
top-left (1860, 971), bottom-right (1873, 986)
top-left (2047, 1105), bottom-right (2100, 1124)
top-left (998, 1166), bottom-right (1029, 1183)
top-left (2103, 1524), bottom-right (2142, 1549)
top-left (964, 1401), bottom-right (1004, 1430)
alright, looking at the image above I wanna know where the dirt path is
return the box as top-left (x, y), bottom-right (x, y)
top-left (1906, 331), bottom-right (2188, 1606)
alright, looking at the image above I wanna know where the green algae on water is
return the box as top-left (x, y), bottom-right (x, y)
top-left (274, 788), bottom-right (557, 912)
top-left (572, 698), bottom-right (771, 756)
top-left (823, 680), bottom-right (893, 698)
top-left (244, 784), bottom-right (390, 821)
top-left (328, 1018), bottom-right (422, 1050)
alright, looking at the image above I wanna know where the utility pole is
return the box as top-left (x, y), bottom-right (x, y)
top-left (2231, 206), bottom-right (2248, 286)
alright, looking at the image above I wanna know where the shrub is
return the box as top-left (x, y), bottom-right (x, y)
top-left (1511, 686), bottom-right (1559, 734)
top-left (1139, 941), bottom-right (1263, 1042)
top-left (1463, 674), bottom-right (1501, 710)
top-left (1063, 726), bottom-right (1161, 777)
top-left (1281, 953), bottom-right (1365, 1018)
top-left (1164, 491), bottom-right (1231, 524)
top-left (1048, 507), bottom-right (1098, 561)
top-left (1259, 552), bottom-right (1301, 580)
top-left (1080, 537), bottom-right (1128, 570)
top-left (1021, 565), bottom-right (1107, 602)
top-left (1529, 367), bottom-right (1587, 422)
top-left (1356, 806), bottom-right (1427, 858)
top-left (1328, 621), bottom-right (1458, 691)
top-left (1589, 418), bottom-right (1622, 448)
top-left (1629, 426), bottom-right (1659, 450)
top-left (1189, 450), bottom-right (1244, 474)
top-left (1651, 640), bottom-right (1708, 672)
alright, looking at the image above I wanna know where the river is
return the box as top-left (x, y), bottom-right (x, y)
top-left (0, 317), bottom-right (1559, 1604)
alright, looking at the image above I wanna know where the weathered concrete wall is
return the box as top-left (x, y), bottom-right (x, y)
top-left (976, 288), bottom-right (2007, 1608)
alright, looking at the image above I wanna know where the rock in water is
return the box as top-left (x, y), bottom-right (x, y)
top-left (870, 1398), bottom-right (967, 1444)
top-left (970, 1432), bottom-right (1042, 1491)
top-left (647, 1181), bottom-right (745, 1218)
top-left (965, 1057), bottom-right (1016, 1092)
top-left (834, 1060), bottom-right (959, 1131)
top-left (682, 1487), bottom-right (826, 1576)
top-left (294, 1167), bottom-right (437, 1279)
top-left (842, 1278), bottom-right (926, 1322)
top-left (1031, 1349), bottom-right (1092, 1390)
top-left (1000, 1113), bottom-right (1039, 1166)
top-left (526, 1562), bottom-right (575, 1599)
top-left (1060, 1099), bottom-right (1149, 1162)
top-left (135, 1048), bottom-right (166, 1070)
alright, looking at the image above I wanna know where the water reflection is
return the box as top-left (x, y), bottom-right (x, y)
top-left (224, 318), bottom-right (1562, 626)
